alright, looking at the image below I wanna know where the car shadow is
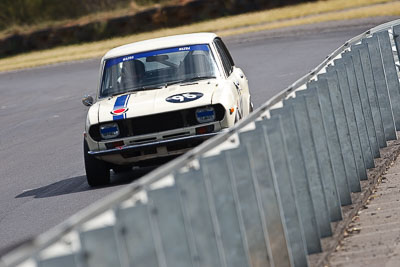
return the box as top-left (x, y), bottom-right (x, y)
top-left (15, 166), bottom-right (156, 199)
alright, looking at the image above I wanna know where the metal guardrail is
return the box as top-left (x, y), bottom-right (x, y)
top-left (2, 19), bottom-right (400, 267)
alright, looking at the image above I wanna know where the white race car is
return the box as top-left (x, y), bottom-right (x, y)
top-left (82, 33), bottom-right (252, 186)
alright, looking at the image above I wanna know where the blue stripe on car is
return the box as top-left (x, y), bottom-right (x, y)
top-left (113, 94), bottom-right (130, 121)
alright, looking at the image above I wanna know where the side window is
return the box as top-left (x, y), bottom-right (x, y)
top-left (214, 38), bottom-right (233, 76)
top-left (218, 39), bottom-right (235, 67)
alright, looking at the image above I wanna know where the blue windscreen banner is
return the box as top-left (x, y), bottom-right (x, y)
top-left (105, 44), bottom-right (210, 69)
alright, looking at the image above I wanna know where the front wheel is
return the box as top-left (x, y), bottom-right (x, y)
top-left (112, 165), bottom-right (132, 174)
top-left (84, 140), bottom-right (110, 187)
top-left (248, 95), bottom-right (254, 114)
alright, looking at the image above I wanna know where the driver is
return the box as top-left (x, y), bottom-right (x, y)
top-left (120, 59), bottom-right (145, 88)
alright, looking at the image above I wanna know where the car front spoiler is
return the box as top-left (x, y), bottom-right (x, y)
top-left (88, 132), bottom-right (221, 156)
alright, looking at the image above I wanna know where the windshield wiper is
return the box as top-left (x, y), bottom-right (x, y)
top-left (110, 85), bottom-right (163, 97)
top-left (165, 76), bottom-right (216, 87)
top-left (135, 85), bottom-right (164, 91)
top-left (184, 76), bottom-right (216, 82)
top-left (165, 79), bottom-right (186, 87)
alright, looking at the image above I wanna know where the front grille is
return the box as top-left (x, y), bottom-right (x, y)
top-left (131, 110), bottom-right (185, 136)
top-left (89, 104), bottom-right (225, 141)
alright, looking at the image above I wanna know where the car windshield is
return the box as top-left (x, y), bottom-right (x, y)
top-left (100, 44), bottom-right (220, 98)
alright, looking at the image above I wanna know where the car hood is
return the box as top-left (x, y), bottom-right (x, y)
top-left (97, 81), bottom-right (218, 123)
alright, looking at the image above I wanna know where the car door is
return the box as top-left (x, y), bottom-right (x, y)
top-left (214, 38), bottom-right (250, 119)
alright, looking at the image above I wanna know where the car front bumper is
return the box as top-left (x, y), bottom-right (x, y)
top-left (88, 132), bottom-right (220, 157)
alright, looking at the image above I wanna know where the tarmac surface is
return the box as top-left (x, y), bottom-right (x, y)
top-left (0, 16), bottom-right (397, 254)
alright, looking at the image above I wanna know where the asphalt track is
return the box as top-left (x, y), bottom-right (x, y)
top-left (0, 17), bottom-right (395, 253)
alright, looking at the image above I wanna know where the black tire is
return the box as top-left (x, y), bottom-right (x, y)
top-left (112, 165), bottom-right (132, 174)
top-left (84, 140), bottom-right (110, 187)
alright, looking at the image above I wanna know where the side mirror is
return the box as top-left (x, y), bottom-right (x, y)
top-left (82, 95), bottom-right (94, 106)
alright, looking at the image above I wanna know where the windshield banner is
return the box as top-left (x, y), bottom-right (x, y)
top-left (105, 44), bottom-right (210, 69)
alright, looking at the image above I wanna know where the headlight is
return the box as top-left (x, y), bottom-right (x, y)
top-left (100, 123), bottom-right (120, 139)
top-left (196, 107), bottom-right (215, 124)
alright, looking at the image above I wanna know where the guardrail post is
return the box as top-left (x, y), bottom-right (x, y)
top-left (341, 54), bottom-right (375, 168)
top-left (147, 186), bottom-right (194, 267)
top-left (259, 117), bottom-right (308, 267)
top-left (174, 170), bottom-right (225, 267)
top-left (331, 59), bottom-right (368, 180)
top-left (308, 79), bottom-right (352, 205)
top-left (282, 96), bottom-right (333, 236)
top-left (343, 50), bottom-right (380, 159)
top-left (363, 35), bottom-right (397, 141)
top-left (294, 89), bottom-right (342, 222)
top-left (224, 146), bottom-right (273, 267)
top-left (321, 71), bottom-right (361, 192)
top-left (377, 30), bottom-right (400, 131)
top-left (321, 70), bottom-right (361, 192)
top-left (200, 155), bottom-right (252, 267)
top-left (115, 204), bottom-right (160, 267)
top-left (393, 25), bottom-right (400, 65)
top-left (353, 44), bottom-right (386, 149)
top-left (79, 225), bottom-right (122, 267)
top-left (239, 128), bottom-right (293, 266)
top-left (270, 106), bottom-right (322, 254)
top-left (37, 254), bottom-right (78, 267)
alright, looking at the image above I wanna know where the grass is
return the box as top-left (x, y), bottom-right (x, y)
top-left (219, 1), bottom-right (400, 36)
top-left (0, 0), bottom-right (399, 72)
top-left (0, 0), bottom-right (176, 39)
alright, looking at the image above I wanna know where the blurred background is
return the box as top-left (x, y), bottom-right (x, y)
top-left (0, 0), bottom-right (316, 58)
top-left (0, 0), bottom-right (173, 32)
top-left (0, 0), bottom-right (313, 32)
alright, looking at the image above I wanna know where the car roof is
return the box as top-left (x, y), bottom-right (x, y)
top-left (103, 32), bottom-right (218, 60)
